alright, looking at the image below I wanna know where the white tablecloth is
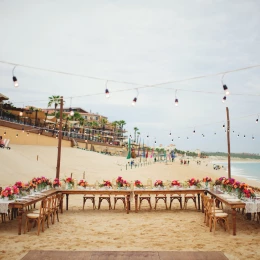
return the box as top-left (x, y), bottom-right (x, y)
top-left (0, 199), bottom-right (15, 214)
top-left (245, 201), bottom-right (260, 213)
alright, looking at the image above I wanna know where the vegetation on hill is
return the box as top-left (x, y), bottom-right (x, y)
top-left (203, 151), bottom-right (260, 159)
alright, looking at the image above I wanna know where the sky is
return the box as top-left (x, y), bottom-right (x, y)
top-left (0, 0), bottom-right (260, 153)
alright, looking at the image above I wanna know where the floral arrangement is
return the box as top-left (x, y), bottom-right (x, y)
top-left (1, 185), bottom-right (19, 200)
top-left (242, 187), bottom-right (255, 198)
top-left (171, 180), bottom-right (181, 186)
top-left (64, 177), bottom-right (74, 185)
top-left (187, 178), bottom-right (201, 187)
top-left (134, 180), bottom-right (144, 188)
top-left (214, 177), bottom-right (226, 186)
top-left (53, 178), bottom-right (61, 188)
top-left (154, 180), bottom-right (164, 187)
top-left (14, 181), bottom-right (24, 190)
top-left (202, 177), bottom-right (212, 182)
top-left (116, 176), bottom-right (130, 188)
top-left (78, 179), bottom-right (88, 188)
top-left (99, 180), bottom-right (112, 187)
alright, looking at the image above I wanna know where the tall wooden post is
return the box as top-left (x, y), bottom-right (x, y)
top-left (226, 107), bottom-right (231, 178)
top-left (56, 96), bottom-right (63, 179)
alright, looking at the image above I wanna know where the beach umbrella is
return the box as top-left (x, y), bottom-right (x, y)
top-left (126, 138), bottom-right (131, 159)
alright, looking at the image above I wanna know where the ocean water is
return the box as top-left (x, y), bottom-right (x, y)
top-left (213, 162), bottom-right (260, 182)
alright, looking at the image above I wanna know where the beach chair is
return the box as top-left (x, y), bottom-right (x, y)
top-left (0, 139), bottom-right (11, 150)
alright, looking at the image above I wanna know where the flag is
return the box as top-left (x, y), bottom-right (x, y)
top-left (126, 138), bottom-right (131, 159)
top-left (150, 148), bottom-right (154, 158)
top-left (142, 140), bottom-right (145, 157)
top-left (146, 149), bottom-right (148, 158)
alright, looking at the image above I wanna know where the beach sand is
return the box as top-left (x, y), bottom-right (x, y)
top-left (0, 145), bottom-right (260, 260)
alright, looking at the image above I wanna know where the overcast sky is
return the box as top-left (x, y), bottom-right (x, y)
top-left (0, 0), bottom-right (260, 153)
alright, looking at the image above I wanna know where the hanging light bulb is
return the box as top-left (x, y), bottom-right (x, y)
top-left (223, 124), bottom-right (225, 128)
top-left (147, 134), bottom-right (149, 138)
top-left (175, 90), bottom-right (179, 106)
top-left (105, 88), bottom-right (110, 98)
top-left (4, 132), bottom-right (6, 135)
top-left (154, 140), bottom-right (156, 144)
top-left (16, 134), bottom-right (18, 138)
top-left (171, 139), bottom-right (173, 142)
top-left (193, 130), bottom-right (195, 134)
top-left (169, 132), bottom-right (171, 136)
top-left (223, 85), bottom-right (229, 95)
top-left (132, 89), bottom-right (139, 106)
top-left (105, 81), bottom-right (110, 98)
top-left (256, 116), bottom-right (259, 123)
top-left (19, 111), bottom-right (23, 116)
top-left (237, 134), bottom-right (240, 137)
top-left (22, 128), bottom-right (24, 132)
top-left (132, 97), bottom-right (137, 106)
top-left (214, 132), bottom-right (216, 135)
top-left (222, 96), bottom-right (226, 103)
top-left (56, 134), bottom-right (58, 139)
top-left (178, 137), bottom-right (180, 139)
top-left (187, 137), bottom-right (189, 140)
top-left (244, 135), bottom-right (246, 138)
top-left (70, 108), bottom-right (74, 116)
top-left (12, 65), bottom-right (19, 87)
top-left (27, 132), bottom-right (29, 136)
top-left (252, 136), bottom-right (255, 140)
top-left (38, 132), bottom-right (41, 135)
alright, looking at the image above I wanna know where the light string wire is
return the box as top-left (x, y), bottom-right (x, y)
top-left (1, 60), bottom-right (260, 104)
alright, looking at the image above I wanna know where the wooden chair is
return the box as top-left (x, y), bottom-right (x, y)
top-left (208, 198), bottom-right (229, 234)
top-left (83, 195), bottom-right (96, 210)
top-left (98, 195), bottom-right (112, 210)
top-left (114, 195), bottom-right (126, 210)
top-left (52, 193), bottom-right (62, 224)
top-left (169, 194), bottom-right (182, 209)
top-left (139, 194), bottom-right (152, 210)
top-left (154, 194), bottom-right (168, 210)
top-left (24, 198), bottom-right (47, 235)
top-left (183, 194), bottom-right (197, 210)
top-left (203, 195), bottom-right (223, 227)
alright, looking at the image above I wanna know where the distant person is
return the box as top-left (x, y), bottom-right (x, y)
top-left (187, 160), bottom-right (189, 165)
top-left (0, 136), bottom-right (4, 148)
top-left (154, 157), bottom-right (157, 162)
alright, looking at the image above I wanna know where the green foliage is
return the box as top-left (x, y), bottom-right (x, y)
top-left (203, 151), bottom-right (260, 159)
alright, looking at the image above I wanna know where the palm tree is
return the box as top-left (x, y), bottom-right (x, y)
top-left (48, 95), bottom-right (61, 121)
top-left (137, 132), bottom-right (141, 144)
top-left (133, 127), bottom-right (139, 143)
top-left (92, 121), bottom-right (99, 141)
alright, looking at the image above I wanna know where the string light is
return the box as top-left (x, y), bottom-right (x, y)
top-left (222, 96), bottom-right (226, 103)
top-left (252, 135), bottom-right (255, 140)
top-left (105, 81), bottom-right (110, 98)
top-left (175, 90), bottom-right (178, 106)
top-left (132, 89), bottom-right (139, 106)
top-left (223, 124), bottom-right (225, 129)
top-left (187, 137), bottom-right (189, 140)
top-left (27, 132), bottom-right (29, 136)
top-left (193, 129), bottom-right (195, 134)
top-left (256, 115), bottom-right (259, 123)
top-left (237, 133), bottom-right (240, 137)
top-left (16, 134), bottom-right (18, 138)
top-left (169, 131), bottom-right (172, 136)
top-left (22, 128), bottom-right (24, 132)
top-left (4, 132), bottom-right (6, 135)
top-left (12, 65), bottom-right (18, 88)
top-left (221, 74), bottom-right (229, 95)
top-left (19, 111), bottom-right (23, 116)
top-left (244, 135), bottom-right (246, 138)
top-left (171, 139), bottom-right (173, 142)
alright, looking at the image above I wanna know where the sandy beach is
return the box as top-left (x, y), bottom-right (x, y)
top-left (0, 145), bottom-right (260, 260)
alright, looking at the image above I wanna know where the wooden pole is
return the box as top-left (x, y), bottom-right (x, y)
top-left (226, 107), bottom-right (231, 178)
top-left (56, 96), bottom-right (63, 179)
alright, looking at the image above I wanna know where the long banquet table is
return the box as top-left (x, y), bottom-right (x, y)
top-left (61, 189), bottom-right (132, 214)
top-left (133, 188), bottom-right (205, 212)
